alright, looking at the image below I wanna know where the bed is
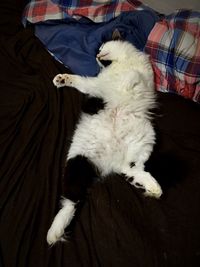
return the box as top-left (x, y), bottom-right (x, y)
top-left (0, 1), bottom-right (200, 266)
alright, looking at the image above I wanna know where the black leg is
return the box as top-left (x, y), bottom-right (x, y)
top-left (64, 155), bottom-right (98, 202)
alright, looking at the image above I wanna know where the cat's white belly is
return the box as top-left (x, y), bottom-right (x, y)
top-left (67, 110), bottom-right (155, 176)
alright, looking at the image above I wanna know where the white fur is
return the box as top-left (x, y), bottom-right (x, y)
top-left (48, 40), bottom-right (162, 244)
top-left (47, 198), bottom-right (76, 245)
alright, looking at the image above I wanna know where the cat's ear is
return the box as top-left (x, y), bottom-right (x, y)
top-left (112, 29), bottom-right (123, 41)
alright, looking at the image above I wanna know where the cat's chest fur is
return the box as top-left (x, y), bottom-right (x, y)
top-left (80, 105), bottom-right (136, 142)
top-left (68, 103), bottom-right (153, 176)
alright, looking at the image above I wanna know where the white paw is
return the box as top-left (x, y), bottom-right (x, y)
top-left (131, 172), bottom-right (162, 199)
top-left (53, 74), bottom-right (73, 88)
top-left (143, 181), bottom-right (162, 199)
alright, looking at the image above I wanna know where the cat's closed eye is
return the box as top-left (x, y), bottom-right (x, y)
top-left (99, 59), bottom-right (112, 67)
top-left (97, 43), bottom-right (112, 67)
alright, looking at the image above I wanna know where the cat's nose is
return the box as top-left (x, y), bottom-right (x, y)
top-left (96, 52), bottom-right (109, 60)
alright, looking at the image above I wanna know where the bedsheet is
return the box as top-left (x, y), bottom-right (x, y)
top-left (0, 1), bottom-right (200, 267)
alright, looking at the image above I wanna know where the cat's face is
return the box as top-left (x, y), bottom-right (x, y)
top-left (96, 43), bottom-right (112, 68)
top-left (96, 40), bottom-right (128, 63)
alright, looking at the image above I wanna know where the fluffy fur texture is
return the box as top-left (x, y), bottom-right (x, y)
top-left (47, 40), bottom-right (162, 245)
top-left (47, 199), bottom-right (76, 245)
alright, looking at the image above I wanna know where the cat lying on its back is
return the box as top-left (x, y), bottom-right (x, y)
top-left (47, 38), bottom-right (162, 245)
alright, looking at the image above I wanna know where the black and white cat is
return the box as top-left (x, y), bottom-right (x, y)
top-left (47, 37), bottom-right (162, 245)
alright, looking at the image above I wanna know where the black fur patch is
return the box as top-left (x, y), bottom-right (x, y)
top-left (82, 97), bottom-right (105, 115)
top-left (127, 177), bottom-right (134, 183)
top-left (64, 155), bottom-right (98, 202)
top-left (99, 60), bottom-right (112, 67)
top-left (135, 182), bottom-right (143, 188)
top-left (129, 162), bottom-right (135, 168)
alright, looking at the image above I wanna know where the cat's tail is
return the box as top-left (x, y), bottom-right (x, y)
top-left (47, 198), bottom-right (76, 245)
top-left (47, 155), bottom-right (98, 245)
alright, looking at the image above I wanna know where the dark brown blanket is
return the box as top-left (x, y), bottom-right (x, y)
top-left (0, 1), bottom-right (200, 266)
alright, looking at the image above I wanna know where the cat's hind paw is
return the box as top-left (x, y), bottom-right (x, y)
top-left (129, 171), bottom-right (163, 199)
top-left (143, 182), bottom-right (163, 199)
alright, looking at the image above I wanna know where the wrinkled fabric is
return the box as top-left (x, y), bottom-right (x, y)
top-left (1, 1), bottom-right (200, 267)
top-left (34, 10), bottom-right (160, 76)
top-left (23, 0), bottom-right (143, 24)
top-left (145, 9), bottom-right (200, 103)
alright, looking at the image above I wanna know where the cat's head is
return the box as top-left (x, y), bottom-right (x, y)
top-left (97, 29), bottom-right (132, 63)
top-left (96, 40), bottom-right (133, 63)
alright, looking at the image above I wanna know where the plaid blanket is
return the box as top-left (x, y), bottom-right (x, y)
top-left (23, 2), bottom-right (200, 103)
top-left (23, 0), bottom-right (143, 24)
top-left (145, 10), bottom-right (200, 103)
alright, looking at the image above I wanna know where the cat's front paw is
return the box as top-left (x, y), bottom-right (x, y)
top-left (53, 74), bottom-right (73, 88)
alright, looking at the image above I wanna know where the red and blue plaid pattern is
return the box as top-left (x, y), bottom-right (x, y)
top-left (23, 0), bottom-right (143, 24)
top-left (145, 10), bottom-right (200, 103)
